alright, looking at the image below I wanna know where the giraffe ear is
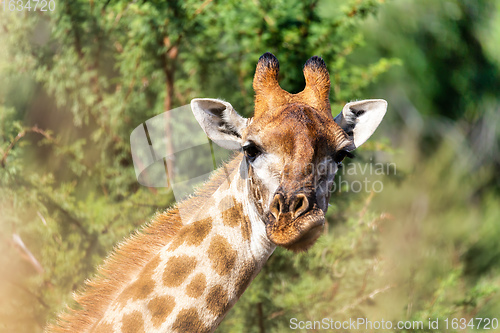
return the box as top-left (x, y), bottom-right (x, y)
top-left (191, 98), bottom-right (247, 150)
top-left (334, 99), bottom-right (388, 148)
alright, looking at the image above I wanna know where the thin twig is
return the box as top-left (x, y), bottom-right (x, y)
top-left (257, 302), bottom-right (266, 333)
top-left (14, 177), bottom-right (89, 235)
top-left (359, 191), bottom-right (375, 220)
top-left (1, 125), bottom-right (54, 168)
top-left (11, 233), bottom-right (44, 274)
top-left (193, 0), bottom-right (213, 16)
top-left (336, 284), bottom-right (395, 314)
top-left (9, 280), bottom-right (50, 309)
top-left (103, 0), bottom-right (112, 11)
top-left (37, 211), bottom-right (48, 226)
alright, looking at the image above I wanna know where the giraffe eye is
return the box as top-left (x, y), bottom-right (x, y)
top-left (333, 150), bottom-right (354, 164)
top-left (243, 143), bottom-right (262, 162)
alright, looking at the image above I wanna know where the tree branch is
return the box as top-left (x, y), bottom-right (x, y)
top-left (193, 0), bottom-right (214, 17)
top-left (64, 2), bottom-right (84, 59)
top-left (257, 302), bottom-right (266, 333)
top-left (11, 233), bottom-right (44, 274)
top-left (12, 177), bottom-right (89, 236)
top-left (336, 284), bottom-right (395, 314)
top-left (1, 126), bottom-right (54, 168)
top-left (9, 280), bottom-right (50, 310)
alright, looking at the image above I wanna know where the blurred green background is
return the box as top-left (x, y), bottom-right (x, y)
top-left (1, 0), bottom-right (499, 332)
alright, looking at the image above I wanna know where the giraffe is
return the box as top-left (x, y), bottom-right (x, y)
top-left (46, 53), bottom-right (387, 333)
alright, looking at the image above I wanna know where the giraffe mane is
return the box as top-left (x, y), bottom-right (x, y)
top-left (45, 154), bottom-right (242, 333)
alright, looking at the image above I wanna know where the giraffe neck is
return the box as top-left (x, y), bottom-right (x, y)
top-left (89, 154), bottom-right (275, 333)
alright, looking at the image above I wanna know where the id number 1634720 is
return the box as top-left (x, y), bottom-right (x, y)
top-left (2, 0), bottom-right (56, 12)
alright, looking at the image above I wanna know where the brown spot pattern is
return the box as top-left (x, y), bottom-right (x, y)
top-left (167, 231), bottom-right (186, 251)
top-left (172, 308), bottom-right (209, 333)
top-left (117, 255), bottom-right (161, 305)
top-left (187, 218), bottom-right (213, 245)
top-left (207, 235), bottom-right (237, 276)
top-left (186, 273), bottom-right (207, 298)
top-left (168, 217), bottom-right (213, 251)
top-left (219, 197), bottom-right (253, 241)
top-left (220, 196), bottom-right (240, 227)
top-left (122, 311), bottom-right (145, 333)
top-left (205, 284), bottom-right (230, 316)
top-left (235, 260), bottom-right (258, 297)
top-left (240, 210), bottom-right (252, 241)
top-left (148, 295), bottom-right (176, 328)
top-left (163, 255), bottom-right (197, 287)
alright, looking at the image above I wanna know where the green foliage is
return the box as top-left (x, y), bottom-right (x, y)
top-left (1, 0), bottom-right (499, 332)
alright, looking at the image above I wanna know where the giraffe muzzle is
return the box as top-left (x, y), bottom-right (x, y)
top-left (266, 192), bottom-right (325, 252)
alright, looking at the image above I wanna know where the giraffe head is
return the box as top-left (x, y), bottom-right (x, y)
top-left (192, 53), bottom-right (387, 252)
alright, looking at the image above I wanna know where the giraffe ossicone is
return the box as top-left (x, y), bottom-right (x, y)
top-left (47, 52), bottom-right (387, 333)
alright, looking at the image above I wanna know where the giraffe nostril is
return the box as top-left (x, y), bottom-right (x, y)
top-left (292, 198), bottom-right (302, 213)
top-left (292, 194), bottom-right (309, 219)
top-left (270, 194), bottom-right (283, 219)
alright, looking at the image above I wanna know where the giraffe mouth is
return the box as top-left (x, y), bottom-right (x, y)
top-left (265, 208), bottom-right (325, 252)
